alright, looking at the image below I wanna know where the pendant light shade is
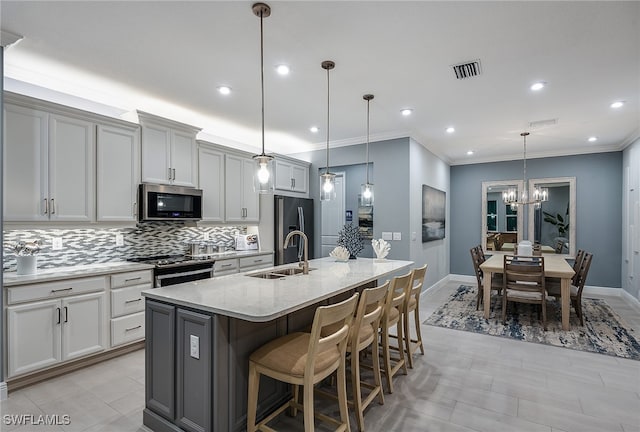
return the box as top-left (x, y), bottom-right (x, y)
top-left (252, 2), bottom-right (274, 194)
top-left (320, 60), bottom-right (336, 201)
top-left (360, 94), bottom-right (374, 207)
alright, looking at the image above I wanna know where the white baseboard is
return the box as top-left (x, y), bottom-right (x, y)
top-left (448, 274), bottom-right (476, 285)
top-left (0, 381), bottom-right (7, 401)
top-left (425, 274), bottom-right (455, 293)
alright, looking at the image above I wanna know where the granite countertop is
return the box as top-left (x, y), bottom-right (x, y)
top-left (3, 261), bottom-right (155, 287)
top-left (142, 257), bottom-right (414, 322)
top-left (3, 250), bottom-right (274, 287)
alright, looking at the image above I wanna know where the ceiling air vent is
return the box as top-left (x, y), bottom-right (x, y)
top-left (528, 118), bottom-right (558, 129)
top-left (451, 59), bottom-right (481, 80)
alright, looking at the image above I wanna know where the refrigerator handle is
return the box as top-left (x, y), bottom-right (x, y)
top-left (297, 206), bottom-right (305, 261)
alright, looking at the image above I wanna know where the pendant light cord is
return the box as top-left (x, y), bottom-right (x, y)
top-left (260, 9), bottom-right (265, 156)
top-left (523, 133), bottom-right (527, 193)
top-left (325, 67), bottom-right (330, 175)
top-left (366, 98), bottom-right (370, 184)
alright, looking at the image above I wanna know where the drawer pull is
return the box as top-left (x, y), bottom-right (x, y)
top-left (51, 287), bottom-right (73, 294)
top-left (221, 264), bottom-right (233, 268)
top-left (254, 259), bottom-right (263, 263)
top-left (125, 298), bottom-right (142, 304)
top-left (124, 277), bottom-right (142, 282)
top-left (125, 325), bottom-right (142, 332)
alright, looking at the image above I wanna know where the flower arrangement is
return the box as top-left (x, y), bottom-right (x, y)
top-left (12, 240), bottom-right (41, 256)
top-left (337, 223), bottom-right (363, 259)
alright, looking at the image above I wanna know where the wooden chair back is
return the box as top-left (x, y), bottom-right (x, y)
top-left (573, 252), bottom-right (592, 295)
top-left (308, 293), bottom-right (359, 375)
top-left (352, 282), bottom-right (388, 349)
top-left (470, 246), bottom-right (484, 287)
top-left (572, 249), bottom-right (585, 284)
top-left (408, 264), bottom-right (428, 306)
top-left (503, 255), bottom-right (545, 294)
top-left (555, 240), bottom-right (564, 254)
top-left (384, 272), bottom-right (411, 320)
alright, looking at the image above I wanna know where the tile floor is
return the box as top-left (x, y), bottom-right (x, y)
top-left (1, 280), bottom-right (639, 432)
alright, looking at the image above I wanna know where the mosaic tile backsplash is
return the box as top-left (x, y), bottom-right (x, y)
top-left (3, 222), bottom-right (247, 272)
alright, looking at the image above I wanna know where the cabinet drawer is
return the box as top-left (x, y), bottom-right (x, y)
top-left (214, 259), bottom-right (238, 272)
top-left (7, 276), bottom-right (107, 305)
top-left (111, 270), bottom-right (153, 289)
top-left (111, 285), bottom-right (147, 318)
top-left (239, 255), bottom-right (273, 269)
top-left (111, 312), bottom-right (145, 347)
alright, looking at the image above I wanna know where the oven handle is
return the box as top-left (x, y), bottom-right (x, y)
top-left (155, 267), bottom-right (214, 287)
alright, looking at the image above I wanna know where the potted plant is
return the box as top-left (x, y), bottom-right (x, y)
top-left (12, 239), bottom-right (41, 275)
top-left (543, 202), bottom-right (570, 237)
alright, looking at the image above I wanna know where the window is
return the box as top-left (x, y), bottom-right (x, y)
top-left (487, 200), bottom-right (497, 231)
top-left (506, 205), bottom-right (518, 232)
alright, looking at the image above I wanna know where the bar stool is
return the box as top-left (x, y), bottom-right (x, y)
top-left (403, 264), bottom-right (427, 368)
top-left (247, 293), bottom-right (359, 432)
top-left (317, 282), bottom-right (389, 431)
top-left (379, 272), bottom-right (411, 394)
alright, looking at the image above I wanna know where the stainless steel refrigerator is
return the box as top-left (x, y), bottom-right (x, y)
top-left (274, 195), bottom-right (314, 265)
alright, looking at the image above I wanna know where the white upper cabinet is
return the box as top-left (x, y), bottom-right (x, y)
top-left (138, 111), bottom-right (200, 188)
top-left (4, 102), bottom-right (94, 222)
top-left (198, 146), bottom-right (225, 222)
top-left (274, 159), bottom-right (309, 194)
top-left (225, 154), bottom-right (259, 222)
top-left (96, 124), bottom-right (140, 221)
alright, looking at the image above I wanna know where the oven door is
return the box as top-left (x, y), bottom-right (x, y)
top-left (154, 265), bottom-right (214, 288)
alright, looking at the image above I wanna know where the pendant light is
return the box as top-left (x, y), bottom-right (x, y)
top-left (360, 94), bottom-right (374, 206)
top-left (251, 2), bottom-right (274, 194)
top-left (319, 60), bottom-right (336, 201)
top-left (503, 132), bottom-right (549, 209)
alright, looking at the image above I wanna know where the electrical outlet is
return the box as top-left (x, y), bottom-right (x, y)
top-left (52, 237), bottom-right (63, 250)
top-left (393, 232), bottom-right (402, 241)
top-left (190, 335), bottom-right (200, 359)
top-left (203, 232), bottom-right (210, 241)
top-left (382, 232), bottom-right (393, 241)
top-left (115, 233), bottom-right (124, 246)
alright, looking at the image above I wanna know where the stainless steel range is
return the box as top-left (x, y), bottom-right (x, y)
top-left (127, 255), bottom-right (215, 287)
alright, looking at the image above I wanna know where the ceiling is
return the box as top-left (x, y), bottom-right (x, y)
top-left (2, 1), bottom-right (639, 165)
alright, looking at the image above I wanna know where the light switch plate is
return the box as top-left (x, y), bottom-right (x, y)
top-left (115, 233), bottom-right (124, 246)
top-left (52, 237), bottom-right (63, 250)
top-left (393, 232), bottom-right (402, 241)
top-left (190, 335), bottom-right (200, 359)
top-left (382, 232), bottom-right (393, 241)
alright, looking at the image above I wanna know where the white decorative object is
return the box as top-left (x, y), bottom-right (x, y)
top-left (16, 256), bottom-right (37, 275)
top-left (372, 238), bottom-right (391, 260)
top-left (517, 240), bottom-right (533, 257)
top-left (329, 246), bottom-right (350, 262)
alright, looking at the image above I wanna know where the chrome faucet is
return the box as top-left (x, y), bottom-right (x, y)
top-left (283, 230), bottom-right (309, 274)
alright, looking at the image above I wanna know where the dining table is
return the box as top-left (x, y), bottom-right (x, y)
top-left (480, 254), bottom-right (575, 330)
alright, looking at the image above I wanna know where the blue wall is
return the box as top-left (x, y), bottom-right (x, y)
top-left (451, 152), bottom-right (623, 288)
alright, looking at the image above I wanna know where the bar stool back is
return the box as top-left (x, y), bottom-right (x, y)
top-left (403, 264), bottom-right (428, 368)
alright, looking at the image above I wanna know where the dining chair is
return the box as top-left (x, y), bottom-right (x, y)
top-left (554, 240), bottom-right (564, 254)
top-left (546, 248), bottom-right (585, 289)
top-left (547, 252), bottom-right (593, 326)
top-left (502, 255), bottom-right (547, 330)
top-left (247, 293), bottom-right (359, 432)
top-left (470, 246), bottom-right (502, 310)
top-left (379, 272), bottom-right (411, 394)
top-left (403, 264), bottom-right (428, 369)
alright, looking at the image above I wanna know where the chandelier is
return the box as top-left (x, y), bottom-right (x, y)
top-left (503, 132), bottom-right (549, 209)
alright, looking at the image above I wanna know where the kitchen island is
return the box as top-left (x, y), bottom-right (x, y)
top-left (141, 257), bottom-right (413, 432)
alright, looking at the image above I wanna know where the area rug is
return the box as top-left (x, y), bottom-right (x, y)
top-left (424, 285), bottom-right (640, 360)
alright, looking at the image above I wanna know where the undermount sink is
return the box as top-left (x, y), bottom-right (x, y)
top-left (246, 266), bottom-right (315, 279)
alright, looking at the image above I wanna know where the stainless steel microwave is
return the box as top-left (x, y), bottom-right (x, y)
top-left (138, 184), bottom-right (203, 221)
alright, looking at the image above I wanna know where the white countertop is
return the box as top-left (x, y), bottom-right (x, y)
top-left (3, 261), bottom-right (155, 286)
top-left (142, 257), bottom-right (414, 322)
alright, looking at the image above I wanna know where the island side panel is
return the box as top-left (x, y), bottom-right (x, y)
top-left (145, 300), bottom-right (176, 422)
top-left (176, 309), bottom-right (212, 432)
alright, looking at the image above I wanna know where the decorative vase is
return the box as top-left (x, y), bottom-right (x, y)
top-left (16, 255), bottom-right (37, 275)
top-left (349, 254), bottom-right (357, 260)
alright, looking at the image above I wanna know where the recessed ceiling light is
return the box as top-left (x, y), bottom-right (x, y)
top-left (466, 150), bottom-right (474, 155)
top-left (610, 101), bottom-right (625, 109)
top-left (401, 109), bottom-right (413, 116)
top-left (530, 81), bottom-right (546, 91)
top-left (217, 86), bottom-right (231, 95)
top-left (588, 136), bottom-right (598, 142)
top-left (276, 64), bottom-right (290, 75)
top-left (446, 127), bottom-right (455, 133)
top-left (309, 126), bottom-right (319, 133)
